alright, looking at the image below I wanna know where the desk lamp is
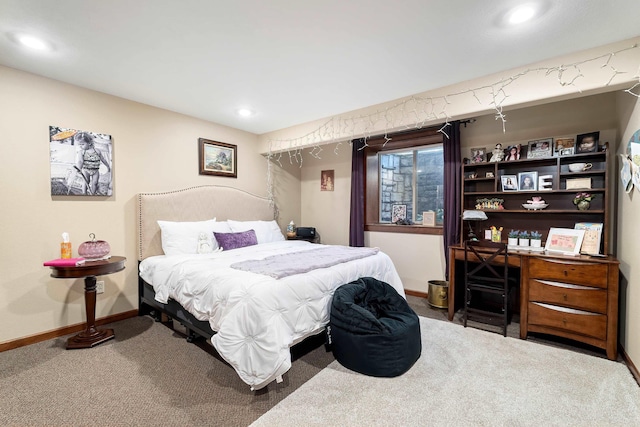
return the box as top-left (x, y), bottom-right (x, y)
top-left (462, 210), bottom-right (488, 241)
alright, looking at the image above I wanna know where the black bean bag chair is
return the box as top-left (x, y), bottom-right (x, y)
top-left (329, 277), bottom-right (421, 377)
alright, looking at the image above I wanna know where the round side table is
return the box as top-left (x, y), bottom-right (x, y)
top-left (48, 256), bottom-right (126, 349)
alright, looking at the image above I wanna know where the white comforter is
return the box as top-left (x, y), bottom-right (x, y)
top-left (138, 240), bottom-right (404, 390)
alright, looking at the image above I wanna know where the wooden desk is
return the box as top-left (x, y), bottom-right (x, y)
top-left (48, 256), bottom-right (126, 349)
top-left (447, 245), bottom-right (619, 360)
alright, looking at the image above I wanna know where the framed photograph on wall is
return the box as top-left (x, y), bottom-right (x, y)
top-left (544, 227), bottom-right (585, 256)
top-left (501, 175), bottom-right (518, 191)
top-left (576, 131), bottom-right (599, 154)
top-left (49, 126), bottom-right (113, 196)
top-left (321, 170), bottom-right (334, 191)
top-left (518, 171), bottom-right (538, 191)
top-left (198, 138), bottom-right (237, 178)
top-left (391, 204), bottom-right (407, 223)
top-left (527, 138), bottom-right (553, 158)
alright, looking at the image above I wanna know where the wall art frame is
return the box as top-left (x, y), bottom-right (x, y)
top-left (49, 125), bottom-right (113, 196)
top-left (198, 138), bottom-right (237, 178)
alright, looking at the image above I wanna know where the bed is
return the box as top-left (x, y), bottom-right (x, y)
top-left (136, 185), bottom-right (405, 390)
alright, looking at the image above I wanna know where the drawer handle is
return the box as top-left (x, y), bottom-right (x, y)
top-left (562, 318), bottom-right (567, 325)
top-left (563, 270), bottom-right (568, 276)
top-left (563, 293), bottom-right (568, 301)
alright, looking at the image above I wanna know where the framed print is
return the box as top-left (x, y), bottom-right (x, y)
top-left (501, 175), bottom-right (518, 191)
top-left (576, 132), bottom-right (599, 153)
top-left (527, 138), bottom-right (553, 158)
top-left (321, 170), bottom-right (334, 191)
top-left (544, 227), bottom-right (585, 256)
top-left (518, 171), bottom-right (538, 191)
top-left (391, 204), bottom-right (407, 223)
top-left (198, 138), bottom-right (237, 178)
top-left (504, 144), bottom-right (526, 161)
top-left (554, 137), bottom-right (575, 156)
top-left (49, 125), bottom-right (113, 196)
top-left (422, 211), bottom-right (436, 226)
top-left (469, 146), bottom-right (486, 164)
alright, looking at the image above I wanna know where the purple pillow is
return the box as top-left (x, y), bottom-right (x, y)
top-left (213, 230), bottom-right (258, 251)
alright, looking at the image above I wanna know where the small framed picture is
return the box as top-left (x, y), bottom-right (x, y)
top-left (554, 138), bottom-right (575, 156)
top-left (576, 132), bottom-right (599, 153)
top-left (504, 144), bottom-right (526, 161)
top-left (422, 211), bottom-right (436, 227)
top-left (469, 146), bottom-right (486, 163)
top-left (527, 138), bottom-right (553, 158)
top-left (518, 171), bottom-right (538, 191)
top-left (501, 175), bottom-right (518, 191)
top-left (391, 204), bottom-right (407, 223)
top-left (321, 170), bottom-right (334, 191)
top-left (544, 227), bottom-right (586, 256)
top-left (198, 138), bottom-right (237, 178)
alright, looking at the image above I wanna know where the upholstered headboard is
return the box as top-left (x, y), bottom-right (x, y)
top-left (136, 185), bottom-right (276, 261)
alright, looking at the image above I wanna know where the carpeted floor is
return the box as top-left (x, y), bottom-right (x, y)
top-left (251, 316), bottom-right (640, 427)
top-left (0, 295), bottom-right (632, 426)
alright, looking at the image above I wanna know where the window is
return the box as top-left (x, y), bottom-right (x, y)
top-left (364, 127), bottom-right (444, 235)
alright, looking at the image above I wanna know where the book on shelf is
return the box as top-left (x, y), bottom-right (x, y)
top-left (574, 222), bottom-right (603, 255)
top-left (43, 257), bottom-right (86, 267)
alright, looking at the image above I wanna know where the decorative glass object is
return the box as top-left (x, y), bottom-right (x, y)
top-left (286, 220), bottom-right (296, 237)
top-left (78, 233), bottom-right (110, 260)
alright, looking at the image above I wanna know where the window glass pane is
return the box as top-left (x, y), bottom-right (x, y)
top-left (416, 145), bottom-right (444, 225)
top-left (379, 152), bottom-right (414, 223)
top-left (379, 145), bottom-right (444, 225)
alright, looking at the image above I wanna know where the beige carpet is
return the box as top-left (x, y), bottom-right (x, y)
top-left (251, 316), bottom-right (640, 427)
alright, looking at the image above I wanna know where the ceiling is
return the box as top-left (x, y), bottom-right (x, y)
top-left (1, 1), bottom-right (640, 135)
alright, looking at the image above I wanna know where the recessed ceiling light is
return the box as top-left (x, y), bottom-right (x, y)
top-left (237, 108), bottom-right (254, 117)
top-left (505, 4), bottom-right (537, 25)
top-left (16, 34), bottom-right (50, 50)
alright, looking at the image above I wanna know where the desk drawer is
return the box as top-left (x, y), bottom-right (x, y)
top-left (528, 280), bottom-right (607, 314)
top-left (528, 302), bottom-right (607, 340)
top-left (528, 257), bottom-right (608, 288)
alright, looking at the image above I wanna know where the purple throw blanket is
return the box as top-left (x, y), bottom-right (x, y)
top-left (230, 246), bottom-right (380, 279)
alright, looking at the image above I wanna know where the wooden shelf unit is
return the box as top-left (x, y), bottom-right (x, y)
top-left (461, 150), bottom-right (609, 254)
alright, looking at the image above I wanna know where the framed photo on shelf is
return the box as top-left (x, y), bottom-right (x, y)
top-left (554, 137), bottom-right (575, 156)
top-left (501, 175), bottom-right (518, 191)
top-left (574, 222), bottom-right (603, 255)
top-left (518, 171), bottom-right (538, 191)
top-left (544, 227), bottom-right (585, 256)
top-left (469, 146), bottom-right (486, 164)
top-left (527, 138), bottom-right (553, 158)
top-left (422, 211), bottom-right (436, 227)
top-left (576, 131), bottom-right (599, 153)
top-left (391, 204), bottom-right (407, 223)
top-left (504, 144), bottom-right (525, 161)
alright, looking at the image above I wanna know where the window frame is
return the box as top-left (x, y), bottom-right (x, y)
top-left (364, 127), bottom-right (444, 235)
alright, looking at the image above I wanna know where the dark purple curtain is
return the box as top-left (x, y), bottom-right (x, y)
top-left (443, 121), bottom-right (462, 279)
top-left (349, 138), bottom-right (365, 247)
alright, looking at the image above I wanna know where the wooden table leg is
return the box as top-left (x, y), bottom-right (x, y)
top-left (66, 275), bottom-right (114, 349)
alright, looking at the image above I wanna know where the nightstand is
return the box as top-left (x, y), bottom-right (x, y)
top-left (47, 256), bottom-right (126, 349)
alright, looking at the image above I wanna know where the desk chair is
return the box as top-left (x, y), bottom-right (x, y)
top-left (463, 240), bottom-right (514, 336)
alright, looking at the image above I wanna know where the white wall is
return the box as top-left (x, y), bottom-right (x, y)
top-left (615, 92), bottom-right (640, 367)
top-left (0, 65), bottom-right (297, 344)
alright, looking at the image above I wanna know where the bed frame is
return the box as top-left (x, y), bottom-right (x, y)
top-left (136, 185), bottom-right (276, 341)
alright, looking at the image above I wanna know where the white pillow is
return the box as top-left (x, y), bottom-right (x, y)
top-left (158, 218), bottom-right (232, 255)
top-left (227, 219), bottom-right (285, 244)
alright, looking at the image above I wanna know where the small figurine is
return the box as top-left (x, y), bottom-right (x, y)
top-left (197, 232), bottom-right (212, 254)
top-left (490, 143), bottom-right (504, 162)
